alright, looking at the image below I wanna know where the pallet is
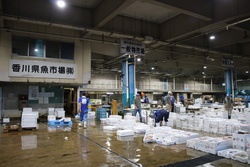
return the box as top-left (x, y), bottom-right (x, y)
top-left (3, 125), bottom-right (22, 133)
top-left (48, 120), bottom-right (73, 126)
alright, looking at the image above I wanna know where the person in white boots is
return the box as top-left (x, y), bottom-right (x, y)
top-left (78, 92), bottom-right (89, 128)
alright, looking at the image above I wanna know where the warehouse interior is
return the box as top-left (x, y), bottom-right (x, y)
top-left (1, 0), bottom-right (250, 166)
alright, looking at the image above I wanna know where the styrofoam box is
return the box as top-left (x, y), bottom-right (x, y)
top-left (48, 115), bottom-right (56, 121)
top-left (217, 149), bottom-right (243, 159)
top-left (23, 108), bottom-right (32, 113)
top-left (100, 118), bottom-right (107, 124)
top-left (109, 115), bottom-right (122, 120)
top-left (103, 126), bottom-right (117, 131)
top-left (231, 151), bottom-right (248, 163)
top-left (55, 110), bottom-right (65, 118)
top-left (134, 126), bottom-right (149, 134)
top-left (3, 118), bottom-right (10, 123)
top-left (233, 133), bottom-right (250, 146)
top-left (48, 108), bottom-right (55, 115)
top-left (205, 138), bottom-right (232, 154)
top-left (117, 135), bottom-right (134, 141)
top-left (64, 117), bottom-right (71, 122)
top-left (117, 129), bottom-right (134, 137)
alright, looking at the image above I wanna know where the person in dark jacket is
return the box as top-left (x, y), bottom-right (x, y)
top-left (154, 107), bottom-right (169, 126)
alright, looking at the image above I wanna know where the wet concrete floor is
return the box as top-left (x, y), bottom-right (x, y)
top-left (0, 119), bottom-right (249, 167)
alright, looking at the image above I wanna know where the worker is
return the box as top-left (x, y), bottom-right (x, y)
top-left (162, 94), bottom-right (166, 105)
top-left (144, 94), bottom-right (149, 103)
top-left (154, 106), bottom-right (169, 126)
top-left (134, 93), bottom-right (142, 122)
top-left (165, 91), bottom-right (172, 112)
top-left (78, 92), bottom-right (90, 128)
top-left (224, 94), bottom-right (234, 119)
top-left (179, 94), bottom-right (185, 106)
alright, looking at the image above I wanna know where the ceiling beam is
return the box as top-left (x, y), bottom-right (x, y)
top-left (93, 0), bottom-right (137, 28)
top-left (159, 0), bottom-right (250, 43)
top-left (144, 0), bottom-right (213, 21)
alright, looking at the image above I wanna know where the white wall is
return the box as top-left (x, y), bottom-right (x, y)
top-left (0, 30), bottom-right (91, 84)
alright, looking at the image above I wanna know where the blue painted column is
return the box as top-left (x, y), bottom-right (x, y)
top-left (128, 59), bottom-right (135, 107)
top-left (122, 60), bottom-right (128, 107)
top-left (225, 69), bottom-right (232, 95)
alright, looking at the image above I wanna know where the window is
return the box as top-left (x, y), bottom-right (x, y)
top-left (12, 36), bottom-right (74, 60)
top-left (29, 38), bottom-right (45, 58)
top-left (46, 40), bottom-right (60, 58)
top-left (12, 36), bottom-right (28, 56)
top-left (61, 42), bottom-right (74, 60)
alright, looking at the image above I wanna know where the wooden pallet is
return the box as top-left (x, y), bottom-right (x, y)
top-left (3, 125), bottom-right (22, 133)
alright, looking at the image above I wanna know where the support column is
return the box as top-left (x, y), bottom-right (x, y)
top-left (122, 60), bottom-right (128, 107)
top-left (225, 69), bottom-right (232, 95)
top-left (128, 60), bottom-right (135, 107)
top-left (122, 58), bottom-right (135, 108)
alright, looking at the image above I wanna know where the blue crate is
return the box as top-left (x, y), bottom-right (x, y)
top-left (48, 120), bottom-right (73, 126)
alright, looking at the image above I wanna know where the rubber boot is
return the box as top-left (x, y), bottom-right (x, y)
top-left (165, 122), bottom-right (168, 126)
top-left (140, 117), bottom-right (142, 123)
top-left (79, 121), bottom-right (83, 127)
top-left (156, 123), bottom-right (160, 127)
top-left (228, 116), bottom-right (231, 119)
top-left (83, 121), bottom-right (87, 129)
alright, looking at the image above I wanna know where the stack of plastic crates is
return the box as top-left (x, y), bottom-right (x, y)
top-left (96, 108), bottom-right (107, 120)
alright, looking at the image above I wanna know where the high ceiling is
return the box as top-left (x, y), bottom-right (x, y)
top-left (1, 0), bottom-right (250, 82)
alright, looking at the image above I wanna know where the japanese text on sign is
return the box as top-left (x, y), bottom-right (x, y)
top-left (120, 39), bottom-right (145, 56)
top-left (9, 59), bottom-right (76, 79)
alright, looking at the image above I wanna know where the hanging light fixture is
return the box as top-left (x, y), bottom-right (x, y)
top-left (57, 0), bottom-right (66, 8)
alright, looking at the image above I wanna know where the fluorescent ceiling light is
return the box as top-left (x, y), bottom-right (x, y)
top-left (137, 58), bottom-right (141, 62)
top-left (57, 0), bottom-right (66, 8)
top-left (246, 71), bottom-right (249, 74)
top-left (34, 48), bottom-right (38, 52)
top-left (203, 66), bottom-right (207, 69)
top-left (210, 35), bottom-right (215, 40)
top-left (151, 67), bottom-right (155, 70)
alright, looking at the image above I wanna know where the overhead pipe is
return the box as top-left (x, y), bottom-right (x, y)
top-left (2, 14), bottom-right (250, 60)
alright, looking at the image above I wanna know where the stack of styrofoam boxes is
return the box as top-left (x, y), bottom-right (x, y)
top-left (141, 110), bottom-right (150, 123)
top-left (133, 123), bottom-right (150, 134)
top-left (88, 111), bottom-right (95, 120)
top-left (168, 113), bottom-right (176, 127)
top-left (21, 135), bottom-right (37, 150)
top-left (193, 136), bottom-right (215, 152)
top-left (218, 120), bottom-right (228, 135)
top-left (187, 115), bottom-right (195, 130)
top-left (96, 107), bottom-right (107, 120)
top-left (209, 119), bottom-right (221, 134)
top-left (194, 116), bottom-right (203, 131)
top-left (176, 115), bottom-right (188, 129)
top-left (55, 108), bottom-right (65, 118)
top-left (117, 119), bottom-right (136, 130)
top-left (203, 136), bottom-right (232, 154)
top-left (203, 118), bottom-right (211, 132)
top-left (21, 108), bottom-right (39, 129)
top-left (148, 127), bottom-right (199, 146)
top-left (218, 149), bottom-right (247, 163)
top-left (246, 138), bottom-right (250, 164)
top-left (232, 133), bottom-right (250, 151)
top-left (106, 115), bottom-right (122, 126)
top-left (48, 108), bottom-right (55, 116)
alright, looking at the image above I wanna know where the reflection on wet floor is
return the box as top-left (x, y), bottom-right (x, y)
top-left (0, 120), bottom-right (249, 167)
